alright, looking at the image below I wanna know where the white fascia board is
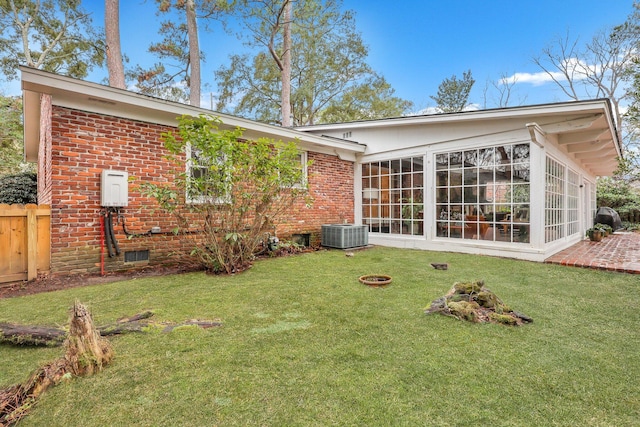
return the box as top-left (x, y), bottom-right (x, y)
top-left (298, 99), bottom-right (616, 133)
top-left (20, 67), bottom-right (365, 158)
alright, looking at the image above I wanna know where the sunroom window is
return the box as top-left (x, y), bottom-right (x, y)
top-left (361, 156), bottom-right (424, 235)
top-left (435, 144), bottom-right (530, 243)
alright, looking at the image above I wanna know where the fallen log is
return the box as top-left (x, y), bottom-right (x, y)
top-left (0, 324), bottom-right (66, 346)
top-left (0, 310), bottom-right (223, 347)
top-left (162, 319), bottom-right (224, 333)
top-left (0, 311), bottom-right (154, 347)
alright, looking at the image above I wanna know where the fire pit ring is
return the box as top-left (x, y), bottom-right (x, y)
top-left (359, 274), bottom-right (392, 287)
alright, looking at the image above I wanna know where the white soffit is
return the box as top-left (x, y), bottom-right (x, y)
top-left (533, 112), bottom-right (620, 176)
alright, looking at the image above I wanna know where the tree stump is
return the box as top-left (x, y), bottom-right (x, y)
top-left (64, 301), bottom-right (114, 376)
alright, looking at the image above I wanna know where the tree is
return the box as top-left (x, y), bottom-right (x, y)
top-left (430, 70), bottom-right (475, 113)
top-left (0, 94), bottom-right (32, 176)
top-left (532, 28), bottom-right (635, 144)
top-left (105, 0), bottom-right (124, 89)
top-left (318, 74), bottom-right (413, 123)
top-left (140, 114), bottom-right (311, 274)
top-left (130, 0), bottom-right (229, 105)
top-left (481, 72), bottom-right (528, 109)
top-left (0, 0), bottom-right (104, 80)
top-left (216, 0), bottom-right (411, 125)
top-left (185, 0), bottom-right (200, 106)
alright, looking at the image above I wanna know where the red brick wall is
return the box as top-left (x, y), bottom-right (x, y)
top-left (47, 106), bottom-right (354, 275)
top-left (38, 94), bottom-right (52, 205)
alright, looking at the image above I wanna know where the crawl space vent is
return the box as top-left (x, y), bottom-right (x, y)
top-left (124, 250), bottom-right (150, 263)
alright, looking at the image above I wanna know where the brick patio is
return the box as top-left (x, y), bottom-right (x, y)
top-left (545, 231), bottom-right (640, 274)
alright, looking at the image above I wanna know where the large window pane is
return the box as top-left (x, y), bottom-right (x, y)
top-left (435, 143), bottom-right (530, 243)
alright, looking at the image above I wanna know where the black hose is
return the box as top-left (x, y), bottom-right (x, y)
top-left (109, 208), bottom-right (121, 256)
top-left (104, 210), bottom-right (115, 258)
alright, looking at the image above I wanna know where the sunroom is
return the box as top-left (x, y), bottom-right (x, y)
top-left (299, 100), bottom-right (620, 261)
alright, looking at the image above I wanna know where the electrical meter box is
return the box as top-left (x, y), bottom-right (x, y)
top-left (101, 170), bottom-right (128, 207)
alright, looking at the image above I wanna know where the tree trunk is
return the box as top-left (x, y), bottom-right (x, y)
top-left (105, 0), bottom-right (126, 89)
top-left (280, 0), bottom-right (292, 127)
top-left (186, 0), bottom-right (201, 107)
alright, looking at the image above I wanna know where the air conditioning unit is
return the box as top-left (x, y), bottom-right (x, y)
top-left (321, 224), bottom-right (368, 249)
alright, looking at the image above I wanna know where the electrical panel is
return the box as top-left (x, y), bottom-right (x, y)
top-left (101, 170), bottom-right (129, 207)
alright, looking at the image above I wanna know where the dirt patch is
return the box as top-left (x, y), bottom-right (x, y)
top-left (0, 246), bottom-right (320, 299)
top-left (0, 265), bottom-right (199, 300)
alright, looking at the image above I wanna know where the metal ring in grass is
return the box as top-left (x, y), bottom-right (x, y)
top-left (358, 274), bottom-right (392, 287)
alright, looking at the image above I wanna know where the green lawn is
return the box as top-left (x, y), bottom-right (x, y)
top-left (1, 247), bottom-right (638, 426)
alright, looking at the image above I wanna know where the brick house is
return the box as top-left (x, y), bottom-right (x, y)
top-left (21, 67), bottom-right (365, 275)
top-left (21, 67), bottom-right (621, 277)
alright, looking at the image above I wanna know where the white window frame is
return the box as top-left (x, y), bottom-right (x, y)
top-left (289, 151), bottom-right (308, 189)
top-left (186, 144), bottom-right (230, 205)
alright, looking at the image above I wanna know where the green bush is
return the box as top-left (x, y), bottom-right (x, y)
top-left (0, 172), bottom-right (37, 204)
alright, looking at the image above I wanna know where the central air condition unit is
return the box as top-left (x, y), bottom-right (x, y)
top-left (321, 224), bottom-right (368, 249)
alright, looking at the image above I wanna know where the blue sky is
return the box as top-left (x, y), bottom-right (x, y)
top-left (4, 0), bottom-right (636, 112)
top-left (346, 0), bottom-right (635, 111)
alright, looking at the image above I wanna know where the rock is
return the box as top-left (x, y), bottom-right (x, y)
top-left (424, 297), bottom-right (447, 314)
top-left (512, 311), bottom-right (533, 323)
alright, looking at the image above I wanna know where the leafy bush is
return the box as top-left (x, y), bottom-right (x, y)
top-left (141, 115), bottom-right (311, 274)
top-left (0, 172), bottom-right (37, 204)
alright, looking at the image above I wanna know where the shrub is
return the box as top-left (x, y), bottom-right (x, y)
top-left (0, 172), bottom-right (37, 204)
top-left (140, 115), bottom-right (311, 274)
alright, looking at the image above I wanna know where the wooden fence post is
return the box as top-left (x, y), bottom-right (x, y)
top-left (27, 205), bottom-right (38, 281)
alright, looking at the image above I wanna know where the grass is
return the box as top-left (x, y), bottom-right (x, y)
top-left (1, 247), bottom-right (639, 426)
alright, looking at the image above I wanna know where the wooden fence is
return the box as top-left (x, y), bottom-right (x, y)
top-left (0, 204), bottom-right (51, 284)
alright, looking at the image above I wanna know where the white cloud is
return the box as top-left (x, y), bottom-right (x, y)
top-left (501, 71), bottom-right (564, 86)
top-left (502, 57), bottom-right (599, 87)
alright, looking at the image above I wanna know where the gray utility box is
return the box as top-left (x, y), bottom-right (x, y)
top-left (321, 224), bottom-right (368, 249)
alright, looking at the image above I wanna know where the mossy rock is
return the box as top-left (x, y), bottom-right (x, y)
top-left (447, 301), bottom-right (480, 322)
top-left (453, 280), bottom-right (484, 295)
top-left (426, 279), bottom-right (531, 326)
top-left (476, 291), bottom-right (497, 308)
top-left (448, 293), bottom-right (471, 303)
top-left (488, 312), bottom-right (518, 326)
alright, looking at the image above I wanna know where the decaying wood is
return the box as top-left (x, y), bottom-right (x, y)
top-left (0, 324), bottom-right (66, 346)
top-left (162, 319), bottom-right (224, 333)
top-left (425, 280), bottom-right (533, 326)
top-left (0, 311), bottom-right (155, 347)
top-left (1, 310), bottom-right (223, 347)
top-left (64, 301), bottom-right (113, 376)
top-left (1, 301), bottom-right (114, 426)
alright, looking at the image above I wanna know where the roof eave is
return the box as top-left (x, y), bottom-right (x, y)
top-left (21, 66), bottom-right (365, 163)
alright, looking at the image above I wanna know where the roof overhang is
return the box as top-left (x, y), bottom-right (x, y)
top-left (298, 100), bottom-right (622, 177)
top-left (21, 66), bottom-right (365, 163)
